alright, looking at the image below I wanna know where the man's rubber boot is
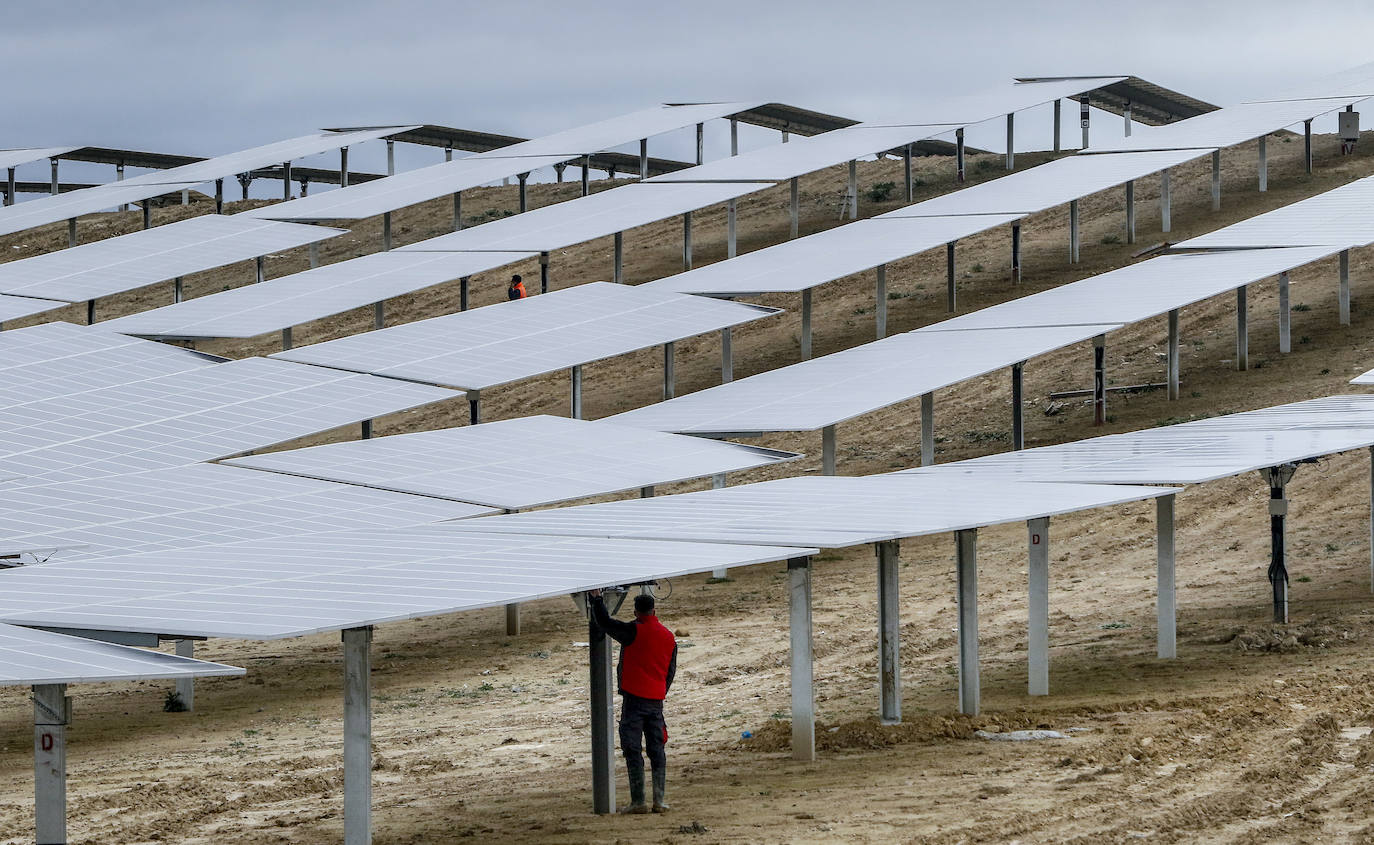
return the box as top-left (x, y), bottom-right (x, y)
top-left (619, 762), bottom-right (649, 814)
top-left (652, 767), bottom-right (670, 813)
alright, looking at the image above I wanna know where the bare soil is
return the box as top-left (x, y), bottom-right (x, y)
top-left (3, 130), bottom-right (1374, 843)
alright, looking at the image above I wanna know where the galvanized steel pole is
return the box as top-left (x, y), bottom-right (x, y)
top-left (1026, 517), bottom-right (1050, 695)
top-left (788, 556), bottom-right (815, 761)
top-left (342, 626), bottom-right (372, 845)
top-left (1157, 494), bottom-right (1177, 658)
top-left (956, 529), bottom-right (979, 715)
top-left (876, 540), bottom-right (901, 724)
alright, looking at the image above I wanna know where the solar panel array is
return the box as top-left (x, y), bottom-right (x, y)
top-left (0, 622), bottom-right (244, 686)
top-left (1086, 97), bottom-right (1365, 153)
top-left (1178, 175), bottom-right (1374, 249)
top-left (271, 282), bottom-right (779, 390)
top-left (225, 415), bottom-right (800, 510)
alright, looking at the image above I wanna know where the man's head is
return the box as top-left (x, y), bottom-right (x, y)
top-left (633, 594), bottom-right (655, 616)
top-left (510, 273), bottom-right (522, 286)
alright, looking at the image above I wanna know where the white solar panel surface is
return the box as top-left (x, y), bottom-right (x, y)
top-left (0, 147), bottom-right (78, 171)
top-left (0, 463), bottom-right (494, 560)
top-left (0, 214), bottom-right (346, 302)
top-left (0, 293), bottom-right (71, 322)
top-left (927, 247), bottom-right (1340, 331)
top-left (609, 323), bottom-right (1119, 434)
top-left (470, 102), bottom-right (765, 158)
top-left (443, 474), bottom-right (1173, 548)
top-left (398, 181), bottom-right (774, 253)
top-left (272, 281), bottom-right (778, 390)
top-left (225, 415), bottom-right (800, 510)
top-left (1085, 98), bottom-right (1364, 153)
top-left (643, 214), bottom-right (1024, 296)
top-left (1251, 61), bottom-right (1374, 103)
top-left (101, 249), bottom-right (532, 340)
top-left (882, 149), bottom-right (1212, 218)
top-left (1351, 369), bottom-right (1374, 385)
top-left (243, 154), bottom-right (571, 222)
top-left (865, 77), bottom-right (1130, 126)
top-left (0, 180), bottom-right (204, 238)
top-left (647, 124), bottom-right (961, 182)
top-left (0, 528), bottom-right (817, 639)
top-left (0, 623), bottom-right (243, 686)
top-left (0, 357), bottom-right (457, 485)
top-left (1177, 176), bottom-right (1374, 249)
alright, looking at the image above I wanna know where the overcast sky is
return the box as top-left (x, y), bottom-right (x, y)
top-left (9, 1), bottom-right (1374, 186)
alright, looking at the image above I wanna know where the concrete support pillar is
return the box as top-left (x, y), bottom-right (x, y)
top-left (875, 540), bottom-right (901, 724)
top-left (875, 264), bottom-right (888, 339)
top-left (1053, 99), bottom-right (1062, 152)
top-left (1011, 361), bottom-right (1025, 450)
top-left (340, 146), bottom-right (349, 187)
top-left (955, 128), bottom-right (965, 183)
top-left (1011, 223), bottom-right (1022, 283)
top-left (639, 138), bottom-right (648, 179)
top-left (946, 241), bottom-right (956, 312)
top-left (720, 327), bottom-right (733, 383)
top-left (1160, 168), bottom-right (1172, 233)
top-left (682, 211), bottom-right (693, 270)
top-left (1167, 308), bottom-right (1180, 400)
top-left (821, 424), bottom-right (836, 476)
top-left (589, 607), bottom-right (615, 813)
top-left (1278, 271), bottom-right (1291, 353)
top-left (342, 626), bottom-right (372, 845)
top-left (1125, 180), bottom-right (1136, 244)
top-left (570, 365), bottom-right (583, 419)
top-left (920, 392), bottom-right (934, 466)
top-left (1069, 199), bottom-right (1080, 263)
top-left (34, 683), bottom-right (69, 845)
top-left (613, 231), bottom-right (623, 283)
top-left (663, 341), bottom-right (675, 400)
top-left (789, 177), bottom-right (799, 239)
top-left (788, 556), bottom-right (815, 761)
top-left (847, 159), bottom-right (858, 219)
top-left (1305, 120), bottom-right (1313, 174)
top-left (175, 640), bottom-right (196, 711)
top-left (1027, 517), bottom-right (1050, 696)
top-left (955, 528), bottom-right (979, 716)
top-left (1340, 249), bottom-right (1351, 325)
top-left (1236, 285), bottom-right (1249, 370)
top-left (540, 251), bottom-right (550, 294)
top-left (1093, 334), bottom-right (1107, 426)
top-left (801, 288), bottom-right (813, 360)
top-left (1157, 494), bottom-right (1177, 658)
top-left (518, 172), bottom-right (529, 213)
top-left (1005, 113), bottom-right (1015, 170)
top-left (1259, 135), bottom-right (1268, 192)
top-left (903, 143), bottom-right (913, 202)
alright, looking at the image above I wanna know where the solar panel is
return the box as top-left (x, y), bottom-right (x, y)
top-left (396, 181), bottom-right (774, 253)
top-left (1177, 176), bottom-right (1374, 249)
top-left (0, 292), bottom-right (72, 323)
top-left (608, 323), bottom-right (1119, 435)
top-left (0, 622), bottom-right (243, 686)
top-left (0, 357), bottom-right (458, 485)
top-left (0, 463), bottom-right (495, 560)
top-left (924, 247), bottom-right (1340, 330)
top-left (864, 77), bottom-right (1131, 126)
top-left (271, 281), bottom-right (779, 390)
top-left (1352, 369), bottom-right (1374, 385)
top-left (439, 474), bottom-right (1173, 548)
top-left (1085, 98), bottom-right (1365, 153)
top-left (1250, 61), bottom-right (1374, 103)
top-left (100, 250), bottom-right (532, 340)
top-left (0, 214), bottom-right (346, 302)
top-left (0, 528), bottom-right (816, 640)
top-left (646, 123), bottom-right (962, 182)
top-left (644, 214), bottom-right (1024, 296)
top-left (880, 149), bottom-right (1212, 218)
top-left (470, 102), bottom-right (765, 158)
top-left (0, 180), bottom-right (204, 238)
top-left (0, 147), bottom-right (79, 171)
top-left (225, 414), bottom-right (800, 510)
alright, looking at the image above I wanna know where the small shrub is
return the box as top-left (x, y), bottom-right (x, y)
top-left (1320, 368), bottom-right (1331, 375)
top-left (1292, 303), bottom-right (1312, 312)
top-left (974, 158), bottom-right (996, 173)
top-left (864, 181), bottom-right (897, 203)
top-left (1300, 335), bottom-right (1312, 345)
top-left (1100, 234), bottom-right (1121, 245)
top-left (971, 263), bottom-right (984, 273)
top-left (163, 691), bottom-right (188, 713)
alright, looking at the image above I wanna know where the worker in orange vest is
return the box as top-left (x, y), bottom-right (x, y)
top-left (508, 273), bottom-right (527, 300)
top-left (589, 588), bottom-right (678, 814)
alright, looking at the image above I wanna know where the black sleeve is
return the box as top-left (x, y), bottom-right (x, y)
top-left (588, 595), bottom-right (637, 647)
top-left (665, 644), bottom-right (678, 693)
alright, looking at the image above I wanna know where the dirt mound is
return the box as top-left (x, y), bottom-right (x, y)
top-left (1229, 621), bottom-right (1347, 653)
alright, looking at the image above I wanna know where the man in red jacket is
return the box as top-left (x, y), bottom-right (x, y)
top-left (589, 588), bottom-right (678, 814)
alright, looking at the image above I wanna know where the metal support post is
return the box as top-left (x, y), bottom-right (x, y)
top-left (1258, 135), bottom-right (1268, 192)
top-left (1369, 446), bottom-right (1374, 591)
top-left (821, 424), bottom-right (836, 476)
top-left (255, 255), bottom-right (265, 284)
top-left (730, 118), bottom-right (739, 156)
top-left (1167, 308), bottom-right (1180, 400)
top-left (920, 392), bottom-right (934, 466)
top-left (1079, 95), bottom-right (1090, 149)
top-left (142, 201), bottom-right (151, 230)
top-left (374, 301), bottom-right (384, 330)
top-left (309, 242), bottom-right (320, 269)
top-left (1236, 285), bottom-right (1249, 370)
top-left (4, 167), bottom-right (13, 207)
top-left (1123, 100), bottom-right (1133, 136)
top-left (1157, 494), bottom-right (1177, 658)
top-left (1125, 180), bottom-right (1136, 243)
top-left (875, 264), bottom-right (887, 339)
top-left (68, 219), bottom-right (77, 247)
top-left (1011, 362), bottom-right (1025, 450)
top-left (1211, 150), bottom-right (1221, 211)
top-left (1266, 465), bottom-right (1296, 624)
top-left (360, 420), bottom-right (372, 440)
top-left (788, 556), bottom-right (815, 761)
top-left (460, 277), bottom-right (469, 311)
top-left (340, 146), bottom-right (349, 187)
top-left (695, 122), bottom-right (704, 165)
top-left (1093, 334), bottom-right (1107, 426)
top-left (282, 161), bottom-right (292, 199)
top-left (342, 626), bottom-right (372, 845)
top-left (789, 176), bottom-right (799, 238)
top-left (1340, 249), bottom-right (1351, 325)
top-left (1069, 199), bottom-right (1080, 262)
top-left (175, 640), bottom-right (196, 710)
top-left (956, 528), bottom-right (979, 716)
top-left (727, 198), bottom-right (737, 259)
top-left (1278, 271), bottom-right (1291, 353)
top-left (946, 241), bottom-right (956, 312)
top-left (903, 143), bottom-right (913, 202)
top-left (34, 682), bottom-right (69, 845)
top-left (876, 540), bottom-right (901, 724)
top-left (570, 365), bottom-right (583, 419)
top-left (468, 392), bottom-right (481, 425)
top-left (720, 327), bottom-right (733, 383)
top-left (1053, 99), bottom-right (1062, 152)
top-left (173, 277), bottom-right (184, 304)
top-left (282, 327), bottom-right (292, 351)
top-left (639, 138), bottom-right (648, 179)
top-left (385, 140), bottom-right (395, 177)
top-left (518, 172), bottom-right (528, 213)
top-left (710, 473), bottom-right (730, 579)
top-left (1304, 120), bottom-right (1313, 174)
top-left (663, 341), bottom-right (675, 400)
top-left (382, 212), bottom-right (391, 251)
top-left (214, 179), bottom-right (223, 214)
top-left (1160, 168), bottom-right (1172, 233)
top-left (1011, 223), bottom-right (1022, 283)
top-left (581, 155), bottom-right (591, 196)
top-left (1005, 113), bottom-right (1015, 170)
top-left (181, 188), bottom-right (189, 205)
top-left (505, 604), bottom-right (520, 636)
top-left (847, 159), bottom-right (858, 219)
top-left (801, 288), bottom-right (813, 360)
top-left (1027, 517), bottom-right (1050, 696)
top-left (453, 190), bottom-right (463, 231)
top-left (613, 231), bottom-right (623, 283)
top-left (540, 251), bottom-right (550, 294)
top-left (49, 158), bottom-right (58, 195)
top-left (589, 607), bottom-right (616, 813)
top-left (86, 299), bottom-right (94, 326)
top-left (116, 162), bottom-right (126, 210)
top-left (782, 129), bottom-right (790, 143)
top-left (955, 128), bottom-right (965, 183)
top-left (682, 211), bottom-right (692, 269)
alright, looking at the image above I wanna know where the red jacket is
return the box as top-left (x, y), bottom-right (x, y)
top-left (590, 597), bottom-right (679, 700)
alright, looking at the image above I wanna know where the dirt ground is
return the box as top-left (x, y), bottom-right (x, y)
top-left (3, 128), bottom-right (1374, 843)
